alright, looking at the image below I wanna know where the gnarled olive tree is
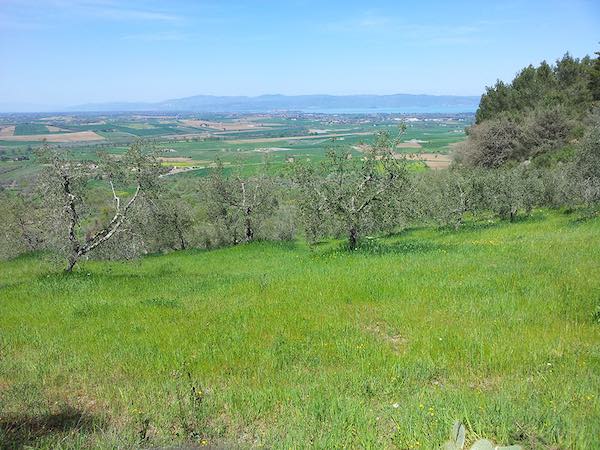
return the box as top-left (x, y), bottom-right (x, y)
top-left (38, 141), bottom-right (160, 271)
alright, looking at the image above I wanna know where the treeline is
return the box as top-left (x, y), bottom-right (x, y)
top-left (456, 51), bottom-right (600, 167)
top-left (1, 115), bottom-right (598, 270)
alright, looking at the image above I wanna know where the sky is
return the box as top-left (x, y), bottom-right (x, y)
top-left (0, 0), bottom-right (598, 109)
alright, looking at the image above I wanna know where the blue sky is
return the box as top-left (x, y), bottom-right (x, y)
top-left (0, 0), bottom-right (598, 108)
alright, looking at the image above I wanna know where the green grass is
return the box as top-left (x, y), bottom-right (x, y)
top-left (2, 214), bottom-right (597, 448)
top-left (0, 160), bottom-right (40, 185)
top-left (13, 124), bottom-right (50, 136)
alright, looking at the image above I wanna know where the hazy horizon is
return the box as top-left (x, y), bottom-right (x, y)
top-left (0, 92), bottom-right (482, 114)
top-left (1, 0), bottom-right (598, 110)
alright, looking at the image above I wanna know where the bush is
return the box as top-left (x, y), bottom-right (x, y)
top-left (520, 106), bottom-right (572, 158)
top-left (454, 117), bottom-right (522, 168)
top-left (574, 110), bottom-right (600, 207)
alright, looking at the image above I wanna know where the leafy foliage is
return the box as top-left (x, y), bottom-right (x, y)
top-left (476, 53), bottom-right (595, 124)
top-left (294, 130), bottom-right (409, 249)
top-left (205, 159), bottom-right (279, 245)
top-left (35, 141), bottom-right (162, 270)
top-left (458, 51), bottom-right (598, 168)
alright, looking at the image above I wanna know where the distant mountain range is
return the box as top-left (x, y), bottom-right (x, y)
top-left (67, 94), bottom-right (480, 113)
top-left (0, 94), bottom-right (481, 113)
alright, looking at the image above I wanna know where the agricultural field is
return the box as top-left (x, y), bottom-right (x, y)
top-left (1, 210), bottom-right (598, 448)
top-left (0, 113), bottom-right (470, 186)
top-left (13, 124), bottom-right (50, 136)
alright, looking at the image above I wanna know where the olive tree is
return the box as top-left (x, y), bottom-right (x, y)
top-left (415, 168), bottom-right (486, 230)
top-left (453, 117), bottom-right (522, 168)
top-left (131, 189), bottom-right (194, 253)
top-left (0, 190), bottom-right (46, 259)
top-left (38, 141), bottom-right (160, 271)
top-left (480, 164), bottom-right (543, 222)
top-left (291, 160), bottom-right (332, 244)
top-left (574, 110), bottom-right (600, 208)
top-left (206, 160), bottom-right (278, 245)
top-left (296, 130), bottom-right (409, 250)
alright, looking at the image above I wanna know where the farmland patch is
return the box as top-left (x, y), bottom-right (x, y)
top-left (0, 131), bottom-right (105, 142)
top-left (14, 123), bottom-right (49, 135)
top-left (0, 126), bottom-right (15, 137)
top-left (229, 131), bottom-right (373, 144)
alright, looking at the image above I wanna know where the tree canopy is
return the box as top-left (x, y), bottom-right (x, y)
top-left (476, 53), bottom-right (596, 124)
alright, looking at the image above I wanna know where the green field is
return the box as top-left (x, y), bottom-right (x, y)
top-left (0, 114), bottom-right (468, 187)
top-left (1, 211), bottom-right (598, 448)
top-left (13, 124), bottom-right (50, 136)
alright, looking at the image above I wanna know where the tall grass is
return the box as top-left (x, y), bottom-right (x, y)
top-left (1, 211), bottom-right (598, 448)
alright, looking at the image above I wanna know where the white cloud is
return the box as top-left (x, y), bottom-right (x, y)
top-left (90, 5), bottom-right (182, 23)
top-left (0, 0), bottom-right (184, 24)
top-left (122, 30), bottom-right (187, 41)
top-left (323, 12), bottom-right (489, 46)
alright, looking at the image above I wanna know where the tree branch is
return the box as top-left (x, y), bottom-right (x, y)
top-left (78, 184), bottom-right (141, 256)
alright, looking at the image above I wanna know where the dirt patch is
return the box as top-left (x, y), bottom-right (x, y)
top-left (401, 153), bottom-right (452, 169)
top-left (255, 147), bottom-right (292, 153)
top-left (363, 322), bottom-right (407, 354)
top-left (354, 141), bottom-right (422, 150)
top-left (46, 125), bottom-right (67, 132)
top-left (185, 119), bottom-right (284, 131)
top-left (167, 166), bottom-right (195, 174)
top-left (468, 375), bottom-right (502, 392)
top-left (181, 119), bottom-right (267, 132)
top-left (0, 131), bottom-right (105, 142)
top-left (161, 132), bottom-right (211, 140)
top-left (397, 140), bottom-right (422, 149)
top-left (0, 125), bottom-right (15, 136)
top-left (352, 143), bottom-right (371, 152)
top-left (354, 144), bottom-right (451, 169)
top-left (308, 128), bottom-right (352, 134)
top-left (163, 165), bottom-right (204, 177)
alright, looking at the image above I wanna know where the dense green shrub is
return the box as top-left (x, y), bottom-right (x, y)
top-left (573, 109), bottom-right (600, 207)
top-left (476, 54), bottom-right (595, 124)
top-left (459, 52), bottom-right (598, 168)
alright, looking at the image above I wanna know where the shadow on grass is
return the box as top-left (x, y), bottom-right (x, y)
top-left (566, 209), bottom-right (599, 227)
top-left (320, 238), bottom-right (451, 256)
top-left (0, 406), bottom-right (104, 450)
top-left (433, 212), bottom-right (548, 235)
top-left (357, 239), bottom-right (450, 255)
top-left (357, 212), bottom-right (549, 245)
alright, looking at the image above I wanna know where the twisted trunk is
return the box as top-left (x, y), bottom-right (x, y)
top-left (65, 183), bottom-right (141, 272)
top-left (349, 226), bottom-right (358, 251)
top-left (245, 207), bottom-right (254, 242)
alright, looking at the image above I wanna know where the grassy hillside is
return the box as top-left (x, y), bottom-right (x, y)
top-left (1, 211), bottom-right (599, 448)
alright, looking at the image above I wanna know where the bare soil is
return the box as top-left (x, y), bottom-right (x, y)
top-left (401, 152), bottom-right (452, 169)
top-left (0, 131), bottom-right (105, 142)
top-left (0, 126), bottom-right (15, 137)
top-left (46, 125), bottom-right (67, 132)
top-left (180, 119), bottom-right (270, 132)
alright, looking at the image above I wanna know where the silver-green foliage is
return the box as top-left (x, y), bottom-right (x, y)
top-left (205, 159), bottom-right (279, 245)
top-left (294, 130), bottom-right (409, 249)
top-left (36, 141), bottom-right (161, 271)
